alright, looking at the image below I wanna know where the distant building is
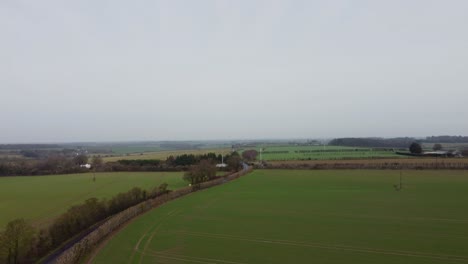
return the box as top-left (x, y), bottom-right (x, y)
top-left (422, 151), bottom-right (463, 158)
top-left (80, 164), bottom-right (92, 169)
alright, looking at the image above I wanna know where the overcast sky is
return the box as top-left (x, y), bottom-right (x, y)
top-left (1, 0), bottom-right (467, 143)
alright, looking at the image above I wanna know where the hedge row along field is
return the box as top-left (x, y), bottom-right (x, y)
top-left (242, 146), bottom-right (404, 161)
top-left (263, 161), bottom-right (468, 170)
top-left (94, 170), bottom-right (468, 264)
top-left (0, 172), bottom-right (186, 228)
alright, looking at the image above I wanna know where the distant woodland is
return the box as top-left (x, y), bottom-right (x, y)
top-left (329, 136), bottom-right (468, 148)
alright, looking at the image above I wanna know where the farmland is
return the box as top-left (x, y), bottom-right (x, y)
top-left (107, 143), bottom-right (231, 155)
top-left (241, 145), bottom-right (404, 161)
top-left (98, 144), bottom-right (405, 163)
top-left (421, 142), bottom-right (468, 151)
top-left (266, 157), bottom-right (468, 167)
top-left (101, 148), bottom-right (231, 162)
top-left (0, 172), bottom-right (186, 228)
top-left (93, 170), bottom-right (468, 264)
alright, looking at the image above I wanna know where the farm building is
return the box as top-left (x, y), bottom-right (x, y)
top-left (80, 164), bottom-right (92, 169)
top-left (422, 150), bottom-right (463, 157)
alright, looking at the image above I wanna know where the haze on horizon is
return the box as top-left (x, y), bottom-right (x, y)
top-left (1, 0), bottom-right (467, 143)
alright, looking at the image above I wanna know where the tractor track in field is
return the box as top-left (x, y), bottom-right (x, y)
top-left (170, 230), bottom-right (468, 263)
top-left (130, 191), bottom-right (227, 264)
top-left (84, 207), bottom-right (182, 264)
top-left (135, 209), bottom-right (183, 264)
top-left (84, 206), bottom-right (175, 264)
top-left (80, 167), bottom-right (258, 264)
top-left (142, 250), bottom-right (249, 264)
top-left (84, 168), bottom-right (467, 264)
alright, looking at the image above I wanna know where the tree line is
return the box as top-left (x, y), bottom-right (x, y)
top-left (424, 136), bottom-right (468, 143)
top-left (328, 138), bottom-right (416, 148)
top-left (105, 152), bottom-right (241, 172)
top-left (182, 152), bottom-right (244, 186)
top-left (0, 183), bottom-right (170, 264)
top-left (0, 155), bottom-right (102, 177)
top-left (0, 152), bottom-right (241, 177)
top-left (329, 136), bottom-right (468, 148)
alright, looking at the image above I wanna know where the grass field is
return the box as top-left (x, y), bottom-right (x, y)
top-left (0, 172), bottom-right (186, 228)
top-left (242, 145), bottom-right (404, 161)
top-left (102, 148), bottom-right (231, 162)
top-left (94, 170), bottom-right (468, 264)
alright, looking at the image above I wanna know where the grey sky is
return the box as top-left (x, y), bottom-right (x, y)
top-left (1, 0), bottom-right (467, 143)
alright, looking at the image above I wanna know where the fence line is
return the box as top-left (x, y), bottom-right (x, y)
top-left (53, 167), bottom-right (253, 264)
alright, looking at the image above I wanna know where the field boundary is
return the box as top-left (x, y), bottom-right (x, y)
top-left (261, 159), bottom-right (468, 170)
top-left (52, 167), bottom-right (253, 264)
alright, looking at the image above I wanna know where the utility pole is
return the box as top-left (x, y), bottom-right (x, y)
top-left (399, 168), bottom-right (403, 190)
top-left (259, 147), bottom-right (263, 162)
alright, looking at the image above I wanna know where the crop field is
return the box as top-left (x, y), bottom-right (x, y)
top-left (102, 148), bottom-right (231, 162)
top-left (0, 172), bottom-right (186, 228)
top-left (242, 145), bottom-right (404, 161)
top-left (93, 170), bottom-right (468, 264)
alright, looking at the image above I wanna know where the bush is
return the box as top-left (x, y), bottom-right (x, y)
top-left (409, 142), bottom-right (423, 154)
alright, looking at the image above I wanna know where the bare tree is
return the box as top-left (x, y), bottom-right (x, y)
top-left (0, 219), bottom-right (35, 264)
top-left (242, 150), bottom-right (258, 161)
top-left (183, 160), bottom-right (216, 185)
top-left (226, 155), bottom-right (242, 171)
top-left (433, 143), bottom-right (443, 151)
top-left (73, 154), bottom-right (88, 165)
top-left (409, 142), bottom-right (422, 154)
top-left (91, 156), bottom-right (103, 170)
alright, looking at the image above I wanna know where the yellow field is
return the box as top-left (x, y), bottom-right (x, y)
top-left (102, 148), bottom-right (231, 162)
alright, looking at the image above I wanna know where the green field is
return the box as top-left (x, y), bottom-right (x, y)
top-left (0, 172), bottom-right (186, 228)
top-left (94, 170), bottom-right (468, 264)
top-left (243, 145), bottom-right (404, 161)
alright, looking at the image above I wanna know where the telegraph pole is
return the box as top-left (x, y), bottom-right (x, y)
top-left (399, 167), bottom-right (403, 190)
top-left (259, 147), bottom-right (263, 162)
